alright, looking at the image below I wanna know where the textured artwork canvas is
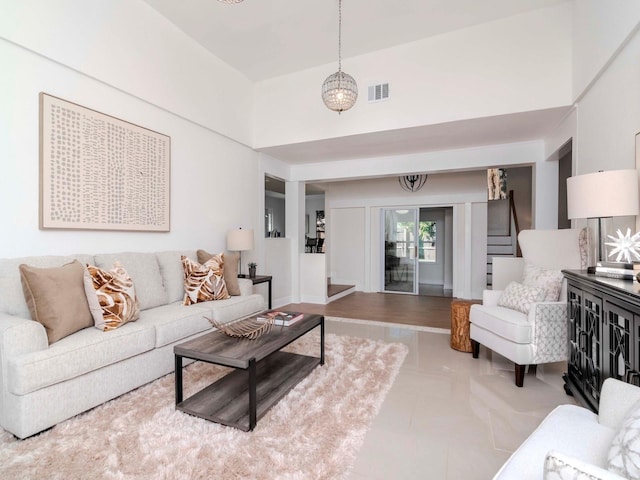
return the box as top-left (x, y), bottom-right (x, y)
top-left (39, 93), bottom-right (170, 231)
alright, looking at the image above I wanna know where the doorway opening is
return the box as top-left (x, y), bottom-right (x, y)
top-left (382, 206), bottom-right (453, 297)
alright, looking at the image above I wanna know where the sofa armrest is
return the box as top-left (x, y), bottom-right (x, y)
top-left (0, 313), bottom-right (48, 359)
top-left (528, 302), bottom-right (568, 364)
top-left (237, 278), bottom-right (253, 297)
top-left (544, 450), bottom-right (625, 480)
top-left (599, 378), bottom-right (640, 430)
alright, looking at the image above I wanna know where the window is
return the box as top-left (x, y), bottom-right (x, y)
top-left (419, 221), bottom-right (436, 262)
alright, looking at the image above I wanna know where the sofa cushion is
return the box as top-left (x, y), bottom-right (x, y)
top-left (607, 398), bottom-right (640, 478)
top-left (208, 294), bottom-right (265, 324)
top-left (0, 254), bottom-right (94, 318)
top-left (470, 304), bottom-right (532, 344)
top-left (498, 281), bottom-right (545, 314)
top-left (94, 252), bottom-right (168, 310)
top-left (137, 303), bottom-right (212, 348)
top-left (156, 251), bottom-right (197, 304)
top-left (7, 321), bottom-right (155, 395)
top-left (86, 262), bottom-right (140, 331)
top-left (197, 249), bottom-right (241, 296)
top-left (19, 260), bottom-right (94, 344)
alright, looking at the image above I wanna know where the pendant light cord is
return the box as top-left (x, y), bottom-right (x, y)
top-left (338, 0), bottom-right (342, 74)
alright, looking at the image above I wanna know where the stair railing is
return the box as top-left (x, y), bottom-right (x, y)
top-left (508, 189), bottom-right (522, 257)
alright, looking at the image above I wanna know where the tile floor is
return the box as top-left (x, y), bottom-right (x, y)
top-left (324, 318), bottom-right (576, 480)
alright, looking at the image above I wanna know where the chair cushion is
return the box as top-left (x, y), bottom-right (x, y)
top-left (470, 304), bottom-right (532, 344)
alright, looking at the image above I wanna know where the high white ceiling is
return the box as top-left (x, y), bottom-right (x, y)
top-left (144, 0), bottom-right (568, 81)
top-left (143, 0), bottom-right (571, 166)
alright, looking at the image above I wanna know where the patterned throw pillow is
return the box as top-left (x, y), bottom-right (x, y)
top-left (181, 256), bottom-right (230, 306)
top-left (197, 249), bottom-right (241, 296)
top-left (523, 265), bottom-right (564, 302)
top-left (86, 262), bottom-right (140, 331)
top-left (497, 281), bottom-right (545, 314)
top-left (544, 451), bottom-right (618, 480)
top-left (608, 398), bottom-right (640, 478)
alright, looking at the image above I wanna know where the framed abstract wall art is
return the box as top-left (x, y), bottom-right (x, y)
top-left (39, 93), bottom-right (170, 231)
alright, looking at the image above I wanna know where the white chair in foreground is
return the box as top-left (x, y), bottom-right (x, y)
top-left (470, 229), bottom-right (587, 387)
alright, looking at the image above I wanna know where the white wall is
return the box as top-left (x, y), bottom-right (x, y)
top-left (329, 208), bottom-right (366, 289)
top-left (0, 0), bottom-right (253, 145)
top-left (572, 0), bottom-right (640, 101)
top-left (0, 39), bottom-right (260, 258)
top-left (254, 4), bottom-right (572, 149)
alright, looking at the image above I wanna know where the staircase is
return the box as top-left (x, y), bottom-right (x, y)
top-left (486, 191), bottom-right (520, 287)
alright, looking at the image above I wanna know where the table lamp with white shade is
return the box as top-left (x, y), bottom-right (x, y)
top-left (567, 169), bottom-right (640, 268)
top-left (226, 228), bottom-right (254, 277)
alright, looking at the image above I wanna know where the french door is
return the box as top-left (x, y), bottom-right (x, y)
top-left (382, 208), bottom-right (419, 294)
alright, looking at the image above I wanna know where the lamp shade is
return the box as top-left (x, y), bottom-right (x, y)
top-left (567, 169), bottom-right (639, 219)
top-left (226, 228), bottom-right (254, 251)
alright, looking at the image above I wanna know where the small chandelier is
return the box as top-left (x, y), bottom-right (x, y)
top-left (399, 175), bottom-right (428, 192)
top-left (321, 0), bottom-right (358, 113)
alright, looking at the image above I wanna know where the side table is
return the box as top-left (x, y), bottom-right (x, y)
top-left (450, 299), bottom-right (481, 352)
top-left (239, 274), bottom-right (272, 309)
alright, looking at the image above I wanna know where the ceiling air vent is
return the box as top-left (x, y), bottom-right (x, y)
top-left (368, 83), bottom-right (389, 103)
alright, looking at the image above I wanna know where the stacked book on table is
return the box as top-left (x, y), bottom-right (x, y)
top-left (595, 261), bottom-right (640, 280)
top-left (256, 310), bottom-right (304, 326)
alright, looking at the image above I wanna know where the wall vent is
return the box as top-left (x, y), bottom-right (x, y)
top-left (368, 83), bottom-right (389, 103)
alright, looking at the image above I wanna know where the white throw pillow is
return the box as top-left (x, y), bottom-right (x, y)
top-left (608, 398), bottom-right (640, 478)
top-left (523, 264), bottom-right (564, 302)
top-left (497, 281), bottom-right (545, 314)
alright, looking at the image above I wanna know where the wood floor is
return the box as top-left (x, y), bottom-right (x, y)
top-left (280, 291), bottom-right (453, 330)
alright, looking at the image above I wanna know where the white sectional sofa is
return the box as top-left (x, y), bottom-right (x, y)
top-left (494, 378), bottom-right (640, 479)
top-left (0, 250), bottom-right (266, 439)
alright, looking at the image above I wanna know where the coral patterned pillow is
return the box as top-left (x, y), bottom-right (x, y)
top-left (497, 281), bottom-right (545, 314)
top-left (85, 262), bottom-right (140, 331)
top-left (181, 256), bottom-right (230, 306)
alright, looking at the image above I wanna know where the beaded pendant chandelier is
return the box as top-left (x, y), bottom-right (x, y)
top-left (321, 0), bottom-right (358, 113)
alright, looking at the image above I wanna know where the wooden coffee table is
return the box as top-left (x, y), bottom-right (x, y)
top-left (174, 313), bottom-right (324, 431)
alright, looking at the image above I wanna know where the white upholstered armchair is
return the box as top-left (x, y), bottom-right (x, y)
top-left (470, 229), bottom-right (588, 387)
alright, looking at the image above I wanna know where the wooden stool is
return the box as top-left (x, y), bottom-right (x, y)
top-left (450, 299), bottom-right (481, 352)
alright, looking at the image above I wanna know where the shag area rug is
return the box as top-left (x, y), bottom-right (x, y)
top-left (0, 332), bottom-right (407, 480)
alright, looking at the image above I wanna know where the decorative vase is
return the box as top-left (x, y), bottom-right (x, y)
top-left (249, 266), bottom-right (256, 278)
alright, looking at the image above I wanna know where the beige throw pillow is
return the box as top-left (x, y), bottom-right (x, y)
top-left (182, 256), bottom-right (230, 306)
top-left (19, 260), bottom-right (94, 344)
top-left (197, 249), bottom-right (241, 296)
top-left (86, 262), bottom-right (140, 331)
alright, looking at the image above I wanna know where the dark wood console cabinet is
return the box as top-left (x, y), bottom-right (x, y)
top-left (563, 270), bottom-right (640, 412)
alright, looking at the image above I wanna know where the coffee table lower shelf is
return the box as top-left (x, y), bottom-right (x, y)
top-left (177, 351), bottom-right (320, 431)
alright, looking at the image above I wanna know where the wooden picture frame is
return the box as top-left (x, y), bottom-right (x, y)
top-left (39, 93), bottom-right (171, 231)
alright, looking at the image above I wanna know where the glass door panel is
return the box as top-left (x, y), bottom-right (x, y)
top-left (383, 208), bottom-right (418, 294)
